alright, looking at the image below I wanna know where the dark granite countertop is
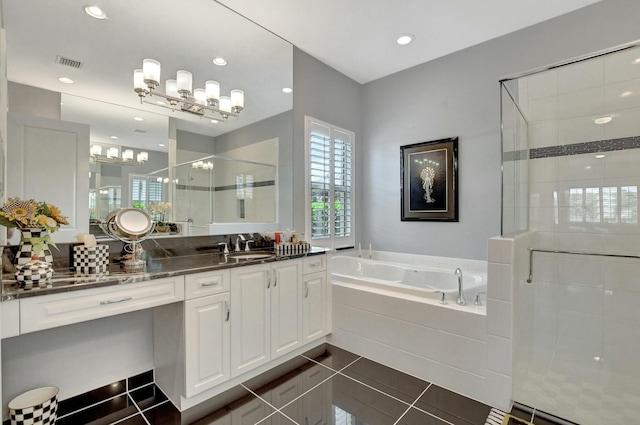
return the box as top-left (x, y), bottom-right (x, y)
top-left (1, 246), bottom-right (328, 301)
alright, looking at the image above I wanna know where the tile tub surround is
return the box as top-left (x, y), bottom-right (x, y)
top-left (0, 235), bottom-right (327, 300)
top-left (331, 247), bottom-right (518, 410)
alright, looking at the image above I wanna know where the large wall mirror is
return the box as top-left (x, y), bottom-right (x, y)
top-left (2, 0), bottom-right (293, 241)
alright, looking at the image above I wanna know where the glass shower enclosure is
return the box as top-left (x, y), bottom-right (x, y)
top-left (502, 44), bottom-right (640, 424)
top-left (172, 155), bottom-right (277, 234)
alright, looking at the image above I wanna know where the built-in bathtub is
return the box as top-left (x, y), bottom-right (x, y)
top-left (329, 250), bottom-right (494, 408)
top-left (331, 254), bottom-right (486, 306)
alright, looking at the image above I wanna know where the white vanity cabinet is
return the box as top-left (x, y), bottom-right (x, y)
top-left (229, 259), bottom-right (303, 377)
top-left (184, 268), bottom-right (232, 397)
top-left (302, 255), bottom-right (328, 344)
top-left (154, 269), bottom-right (231, 400)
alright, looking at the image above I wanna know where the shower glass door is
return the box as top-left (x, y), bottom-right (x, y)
top-left (508, 44), bottom-right (640, 424)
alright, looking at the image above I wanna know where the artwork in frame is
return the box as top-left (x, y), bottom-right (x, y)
top-left (400, 137), bottom-right (458, 221)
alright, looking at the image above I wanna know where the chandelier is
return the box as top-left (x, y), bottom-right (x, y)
top-left (91, 144), bottom-right (148, 165)
top-left (133, 59), bottom-right (244, 122)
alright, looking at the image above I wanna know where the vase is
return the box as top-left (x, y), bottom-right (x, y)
top-left (15, 228), bottom-right (54, 266)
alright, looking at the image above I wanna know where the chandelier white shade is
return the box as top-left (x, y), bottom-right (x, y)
top-left (91, 144), bottom-right (149, 165)
top-left (134, 58), bottom-right (245, 121)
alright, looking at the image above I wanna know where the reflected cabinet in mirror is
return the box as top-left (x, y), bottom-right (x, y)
top-left (2, 0), bottom-right (293, 242)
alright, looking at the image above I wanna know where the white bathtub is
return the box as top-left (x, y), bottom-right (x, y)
top-left (331, 255), bottom-right (486, 305)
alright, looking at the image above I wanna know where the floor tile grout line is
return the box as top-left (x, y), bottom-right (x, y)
top-left (56, 392), bottom-right (128, 421)
top-left (57, 379), bottom-right (157, 422)
top-left (241, 383), bottom-right (281, 412)
top-left (275, 369), bottom-right (340, 414)
top-left (109, 411), bottom-right (149, 425)
top-left (392, 385), bottom-right (430, 425)
top-left (335, 369), bottom-right (417, 408)
top-left (393, 384), bottom-right (455, 425)
top-left (300, 353), bottom-right (363, 374)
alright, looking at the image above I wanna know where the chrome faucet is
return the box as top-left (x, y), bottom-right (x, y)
top-left (235, 234), bottom-right (246, 252)
top-left (455, 268), bottom-right (466, 305)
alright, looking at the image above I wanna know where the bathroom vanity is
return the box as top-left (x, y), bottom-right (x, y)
top-left (0, 240), bottom-right (330, 412)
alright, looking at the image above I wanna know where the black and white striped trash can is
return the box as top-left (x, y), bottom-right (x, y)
top-left (8, 387), bottom-right (58, 425)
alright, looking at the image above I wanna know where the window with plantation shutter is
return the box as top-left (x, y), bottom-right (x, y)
top-left (305, 116), bottom-right (355, 249)
top-left (131, 175), bottom-right (165, 210)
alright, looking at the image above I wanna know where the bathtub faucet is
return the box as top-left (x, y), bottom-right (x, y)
top-left (455, 268), bottom-right (466, 306)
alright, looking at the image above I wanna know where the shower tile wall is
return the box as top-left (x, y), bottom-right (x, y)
top-left (512, 46), bottom-right (640, 424)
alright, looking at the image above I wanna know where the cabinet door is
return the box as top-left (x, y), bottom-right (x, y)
top-left (230, 264), bottom-right (271, 377)
top-left (270, 260), bottom-right (303, 358)
top-left (302, 272), bottom-right (326, 344)
top-left (185, 292), bottom-right (230, 397)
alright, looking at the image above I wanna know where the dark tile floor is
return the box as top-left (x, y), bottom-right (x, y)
top-left (34, 345), bottom-right (570, 425)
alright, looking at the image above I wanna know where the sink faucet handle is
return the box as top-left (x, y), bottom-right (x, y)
top-left (433, 291), bottom-right (447, 305)
top-left (245, 240), bottom-right (254, 252)
top-left (474, 291), bottom-right (486, 306)
top-left (218, 242), bottom-right (229, 255)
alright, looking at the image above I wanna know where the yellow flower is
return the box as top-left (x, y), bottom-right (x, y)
top-left (0, 198), bottom-right (68, 232)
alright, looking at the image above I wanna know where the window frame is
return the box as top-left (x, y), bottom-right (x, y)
top-left (304, 115), bottom-right (355, 249)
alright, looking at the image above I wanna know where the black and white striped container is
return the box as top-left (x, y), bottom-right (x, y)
top-left (8, 386), bottom-right (58, 425)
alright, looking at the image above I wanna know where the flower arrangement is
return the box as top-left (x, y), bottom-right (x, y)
top-left (148, 202), bottom-right (172, 226)
top-left (0, 198), bottom-right (68, 232)
top-left (0, 198), bottom-right (69, 264)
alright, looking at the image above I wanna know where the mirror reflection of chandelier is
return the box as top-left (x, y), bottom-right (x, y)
top-left (133, 59), bottom-right (245, 122)
top-left (90, 144), bottom-right (149, 165)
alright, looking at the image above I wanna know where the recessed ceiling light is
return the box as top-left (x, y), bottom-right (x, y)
top-left (595, 154), bottom-right (606, 159)
top-left (396, 34), bottom-right (414, 46)
top-left (84, 5), bottom-right (108, 20)
top-left (133, 117), bottom-right (144, 121)
top-left (58, 77), bottom-right (74, 84)
top-left (282, 87), bottom-right (293, 93)
top-left (594, 116), bottom-right (613, 125)
top-left (210, 119), bottom-right (219, 124)
top-left (158, 143), bottom-right (166, 147)
top-left (633, 58), bottom-right (640, 64)
top-left (212, 57), bottom-right (227, 66)
top-left (110, 136), bottom-right (119, 139)
top-left (621, 91), bottom-right (633, 97)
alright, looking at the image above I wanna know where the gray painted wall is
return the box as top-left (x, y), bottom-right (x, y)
top-left (7, 82), bottom-right (60, 120)
top-left (360, 0), bottom-right (640, 260)
top-left (292, 49), bottom-right (362, 240)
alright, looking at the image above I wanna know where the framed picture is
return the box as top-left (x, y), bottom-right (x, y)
top-left (400, 137), bottom-right (458, 221)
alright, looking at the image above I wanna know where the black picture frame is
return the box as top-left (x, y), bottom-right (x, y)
top-left (400, 137), bottom-right (458, 221)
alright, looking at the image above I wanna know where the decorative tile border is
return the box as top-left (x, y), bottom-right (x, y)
top-left (529, 136), bottom-right (640, 159)
top-left (175, 180), bottom-right (276, 192)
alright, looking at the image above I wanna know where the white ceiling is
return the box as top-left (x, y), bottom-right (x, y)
top-left (2, 0), bottom-right (603, 153)
top-left (217, 0), bottom-right (602, 84)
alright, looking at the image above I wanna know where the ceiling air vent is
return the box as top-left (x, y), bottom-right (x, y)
top-left (55, 55), bottom-right (83, 69)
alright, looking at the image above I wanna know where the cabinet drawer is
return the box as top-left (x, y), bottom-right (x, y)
top-left (20, 277), bottom-right (185, 334)
top-left (303, 255), bottom-right (325, 274)
top-left (185, 270), bottom-right (230, 300)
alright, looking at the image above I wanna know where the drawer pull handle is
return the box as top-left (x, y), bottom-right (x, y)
top-left (309, 262), bottom-right (321, 268)
top-left (305, 282), bottom-right (309, 298)
top-left (273, 270), bottom-right (278, 287)
top-left (225, 301), bottom-right (230, 322)
top-left (201, 281), bottom-right (218, 287)
top-left (100, 296), bottom-right (132, 305)
top-left (266, 270), bottom-right (271, 289)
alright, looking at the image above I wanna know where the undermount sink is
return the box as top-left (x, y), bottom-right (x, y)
top-left (228, 251), bottom-right (274, 260)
